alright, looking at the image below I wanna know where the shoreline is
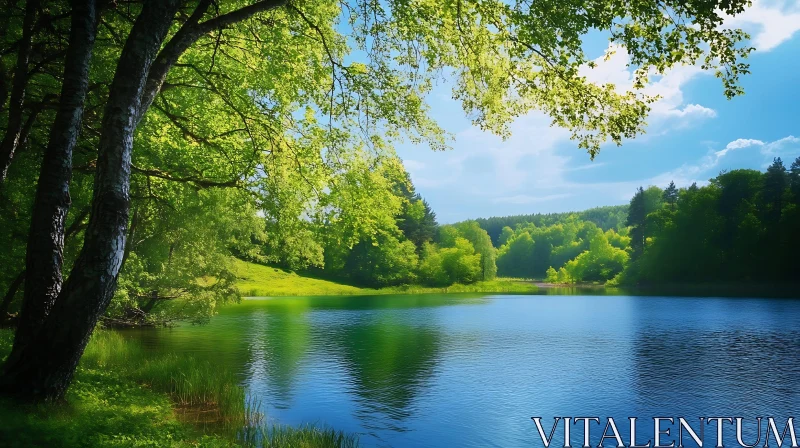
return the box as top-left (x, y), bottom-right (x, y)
top-left (534, 281), bottom-right (800, 298)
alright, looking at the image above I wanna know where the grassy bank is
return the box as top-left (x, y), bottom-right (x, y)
top-left (234, 259), bottom-right (366, 296)
top-left (0, 329), bottom-right (358, 447)
top-left (235, 259), bottom-right (537, 296)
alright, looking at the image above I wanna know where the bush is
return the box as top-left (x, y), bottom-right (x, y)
top-left (417, 239), bottom-right (482, 286)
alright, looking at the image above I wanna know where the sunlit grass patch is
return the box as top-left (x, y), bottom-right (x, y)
top-left (234, 259), bottom-right (367, 297)
top-left (381, 278), bottom-right (538, 294)
top-left (234, 259), bottom-right (536, 297)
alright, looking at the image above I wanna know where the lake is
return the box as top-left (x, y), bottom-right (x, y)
top-left (122, 293), bottom-right (800, 447)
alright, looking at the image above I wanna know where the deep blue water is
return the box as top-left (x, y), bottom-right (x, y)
top-left (124, 294), bottom-right (800, 447)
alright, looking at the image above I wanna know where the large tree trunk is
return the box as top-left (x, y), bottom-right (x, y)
top-left (1, 0), bottom-right (285, 403)
top-left (0, 0), bottom-right (181, 402)
top-left (0, 0), bottom-right (39, 183)
top-left (1, 206), bottom-right (90, 325)
top-left (10, 0), bottom-right (98, 353)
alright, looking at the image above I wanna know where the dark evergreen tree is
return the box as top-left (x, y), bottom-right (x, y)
top-left (626, 187), bottom-right (646, 260)
top-left (790, 156), bottom-right (800, 204)
top-left (763, 157), bottom-right (788, 226)
top-left (394, 171), bottom-right (438, 251)
top-left (662, 181), bottom-right (679, 209)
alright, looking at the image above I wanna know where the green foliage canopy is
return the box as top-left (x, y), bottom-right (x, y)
top-left (0, 0), bottom-right (758, 320)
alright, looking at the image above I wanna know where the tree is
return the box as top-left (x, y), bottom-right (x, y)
top-left (394, 171), bottom-right (438, 252)
top-left (498, 226), bottom-right (514, 247)
top-left (0, 0), bottom-right (43, 182)
top-left (495, 218), bottom-right (629, 280)
top-left (453, 221), bottom-right (496, 281)
top-left (320, 158), bottom-right (413, 279)
top-left (418, 239), bottom-right (481, 286)
top-left (662, 181), bottom-right (679, 209)
top-left (344, 233), bottom-right (418, 287)
top-left (786, 157), bottom-right (800, 278)
top-left (496, 232), bottom-right (536, 278)
top-left (108, 186), bottom-right (262, 325)
top-left (615, 162), bottom-right (800, 285)
top-left (790, 157), bottom-right (800, 204)
top-left (763, 158), bottom-right (788, 226)
top-left (626, 187), bottom-right (647, 259)
top-left (2, 0), bottom-right (289, 401)
top-left (761, 158), bottom-right (789, 277)
top-left (625, 186), bottom-right (663, 261)
top-left (1, 0), bottom-right (756, 401)
top-left (545, 267), bottom-right (559, 283)
top-left (475, 205), bottom-right (628, 245)
top-left (555, 228), bottom-right (628, 283)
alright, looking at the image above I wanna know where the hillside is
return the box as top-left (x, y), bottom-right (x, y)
top-left (233, 259), bottom-right (537, 296)
top-left (234, 259), bottom-right (367, 296)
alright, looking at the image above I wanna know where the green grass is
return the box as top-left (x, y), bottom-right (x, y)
top-left (378, 279), bottom-right (538, 294)
top-left (82, 331), bottom-right (256, 430)
top-left (255, 425), bottom-right (359, 448)
top-left (0, 329), bottom-right (358, 447)
top-left (235, 259), bottom-right (366, 296)
top-left (235, 259), bottom-right (537, 296)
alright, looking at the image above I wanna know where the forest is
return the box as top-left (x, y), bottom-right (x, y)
top-left (0, 0), bottom-right (774, 446)
top-left (473, 205), bottom-right (628, 246)
top-left (619, 159), bottom-right (800, 285)
top-left (479, 158), bottom-right (800, 286)
top-left (6, 154), bottom-right (799, 330)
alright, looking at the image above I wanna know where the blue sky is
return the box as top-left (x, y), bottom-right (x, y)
top-left (395, 0), bottom-right (800, 223)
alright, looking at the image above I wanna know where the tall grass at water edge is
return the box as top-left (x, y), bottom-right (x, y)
top-left (0, 328), bottom-right (358, 447)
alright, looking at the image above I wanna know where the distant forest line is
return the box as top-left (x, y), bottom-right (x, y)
top-left (471, 205), bottom-right (629, 247)
top-left (4, 158), bottom-right (799, 329)
top-left (470, 157), bottom-right (800, 286)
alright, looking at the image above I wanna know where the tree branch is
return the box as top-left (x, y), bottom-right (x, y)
top-left (131, 164), bottom-right (242, 189)
top-left (137, 0), bottom-right (288, 125)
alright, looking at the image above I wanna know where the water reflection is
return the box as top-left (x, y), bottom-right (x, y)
top-left (630, 297), bottom-right (800, 418)
top-left (332, 320), bottom-right (441, 429)
top-left (246, 309), bottom-right (312, 406)
top-left (121, 294), bottom-right (800, 448)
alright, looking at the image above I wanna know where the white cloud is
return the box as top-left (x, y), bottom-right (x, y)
top-left (557, 135), bottom-right (800, 203)
top-left (656, 135), bottom-right (800, 187)
top-left (662, 104), bottom-right (717, 119)
top-left (724, 0), bottom-right (800, 51)
top-left (760, 136), bottom-right (800, 155)
top-left (706, 136), bottom-right (800, 160)
top-left (581, 46), bottom-right (715, 130)
top-left (711, 138), bottom-right (764, 159)
top-left (724, 138), bottom-right (765, 150)
top-left (408, 112), bottom-right (573, 192)
top-left (399, 1), bottom-right (800, 220)
top-left (409, 45), bottom-right (720, 207)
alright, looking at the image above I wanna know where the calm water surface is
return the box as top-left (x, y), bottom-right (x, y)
top-left (122, 294), bottom-right (800, 447)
